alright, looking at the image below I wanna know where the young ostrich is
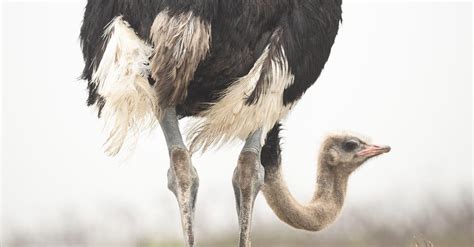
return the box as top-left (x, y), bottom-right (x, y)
top-left (77, 1), bottom-right (387, 246)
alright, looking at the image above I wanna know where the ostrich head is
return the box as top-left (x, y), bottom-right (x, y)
top-left (321, 134), bottom-right (391, 173)
top-left (262, 132), bottom-right (391, 231)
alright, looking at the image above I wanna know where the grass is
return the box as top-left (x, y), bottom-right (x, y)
top-left (3, 196), bottom-right (473, 247)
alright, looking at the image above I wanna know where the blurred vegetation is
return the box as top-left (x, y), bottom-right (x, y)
top-left (3, 195), bottom-right (473, 247)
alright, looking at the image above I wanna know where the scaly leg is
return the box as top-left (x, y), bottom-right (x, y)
top-left (159, 108), bottom-right (199, 247)
top-left (232, 129), bottom-right (264, 247)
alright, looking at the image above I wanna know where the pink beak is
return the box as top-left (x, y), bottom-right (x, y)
top-left (357, 144), bottom-right (391, 157)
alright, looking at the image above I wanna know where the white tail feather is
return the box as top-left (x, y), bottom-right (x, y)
top-left (186, 45), bottom-right (295, 153)
top-left (92, 16), bottom-right (157, 156)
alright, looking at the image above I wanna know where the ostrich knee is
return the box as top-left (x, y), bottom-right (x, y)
top-left (232, 151), bottom-right (265, 213)
top-left (167, 147), bottom-right (199, 246)
top-left (167, 147), bottom-right (199, 198)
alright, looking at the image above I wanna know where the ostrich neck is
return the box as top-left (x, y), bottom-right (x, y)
top-left (262, 157), bottom-right (349, 231)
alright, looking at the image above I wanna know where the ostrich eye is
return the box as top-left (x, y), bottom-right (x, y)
top-left (342, 140), bottom-right (359, 152)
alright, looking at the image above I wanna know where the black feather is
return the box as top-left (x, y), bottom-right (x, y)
top-left (261, 123), bottom-right (282, 169)
top-left (79, 0), bottom-right (342, 117)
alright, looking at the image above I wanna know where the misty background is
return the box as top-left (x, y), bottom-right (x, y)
top-left (1, 1), bottom-right (472, 246)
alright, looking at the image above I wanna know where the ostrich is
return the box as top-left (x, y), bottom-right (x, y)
top-left (77, 1), bottom-right (388, 246)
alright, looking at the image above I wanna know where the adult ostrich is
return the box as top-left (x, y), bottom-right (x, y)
top-left (77, 0), bottom-right (369, 246)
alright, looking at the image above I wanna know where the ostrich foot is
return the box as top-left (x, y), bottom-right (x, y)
top-left (232, 129), bottom-right (264, 247)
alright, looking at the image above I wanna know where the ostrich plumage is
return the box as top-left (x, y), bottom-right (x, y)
top-left (81, 0), bottom-right (342, 154)
top-left (80, 1), bottom-right (347, 246)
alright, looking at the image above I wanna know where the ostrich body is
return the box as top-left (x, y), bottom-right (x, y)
top-left (79, 1), bottom-right (352, 246)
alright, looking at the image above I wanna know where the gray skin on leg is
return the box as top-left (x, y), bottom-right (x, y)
top-left (232, 129), bottom-right (265, 247)
top-left (159, 108), bottom-right (199, 247)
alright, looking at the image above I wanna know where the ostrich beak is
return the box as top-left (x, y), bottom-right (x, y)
top-left (357, 144), bottom-right (391, 157)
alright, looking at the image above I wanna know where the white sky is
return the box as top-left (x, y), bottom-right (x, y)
top-left (1, 0), bottom-right (473, 240)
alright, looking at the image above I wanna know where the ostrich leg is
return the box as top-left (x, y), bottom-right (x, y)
top-left (159, 108), bottom-right (199, 247)
top-left (232, 129), bottom-right (264, 247)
